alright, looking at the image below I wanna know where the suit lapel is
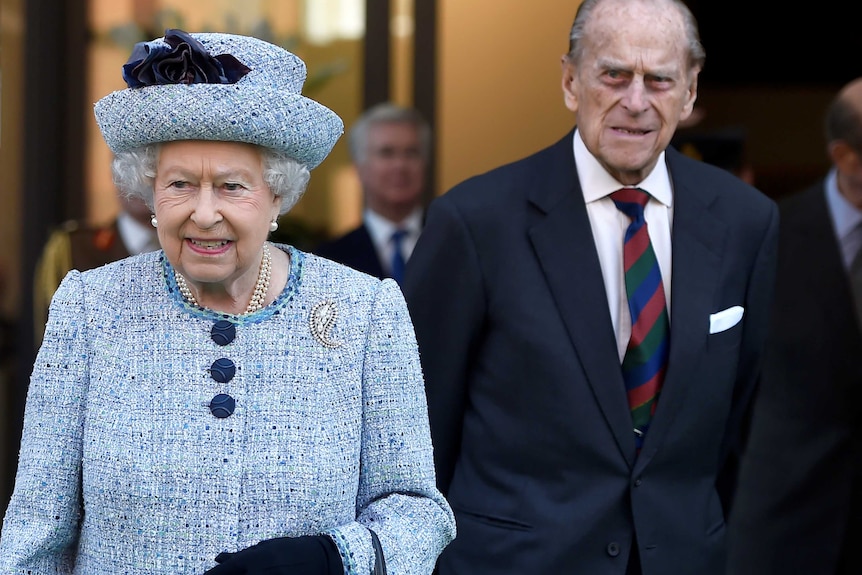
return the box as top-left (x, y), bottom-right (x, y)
top-left (636, 150), bottom-right (727, 468)
top-left (527, 132), bottom-right (637, 465)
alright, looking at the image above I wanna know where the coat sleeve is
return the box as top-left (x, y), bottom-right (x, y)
top-left (325, 279), bottom-right (456, 575)
top-left (401, 194), bottom-right (487, 495)
top-left (0, 270), bottom-right (89, 572)
top-left (32, 228), bottom-right (74, 345)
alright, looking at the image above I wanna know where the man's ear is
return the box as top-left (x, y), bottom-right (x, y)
top-left (679, 69), bottom-right (700, 122)
top-left (829, 140), bottom-right (861, 173)
top-left (561, 56), bottom-right (578, 113)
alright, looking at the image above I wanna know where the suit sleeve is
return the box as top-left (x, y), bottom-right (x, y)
top-left (402, 193), bottom-right (487, 494)
top-left (33, 229), bottom-right (73, 345)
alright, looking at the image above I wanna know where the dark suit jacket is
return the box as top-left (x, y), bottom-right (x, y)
top-left (727, 181), bottom-right (862, 574)
top-left (314, 224), bottom-right (386, 279)
top-left (402, 130), bottom-right (779, 575)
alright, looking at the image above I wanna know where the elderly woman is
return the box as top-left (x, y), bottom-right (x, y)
top-left (0, 30), bottom-right (454, 575)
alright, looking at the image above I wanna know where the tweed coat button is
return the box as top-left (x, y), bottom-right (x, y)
top-left (209, 393), bottom-right (236, 418)
top-left (210, 358), bottom-right (236, 383)
top-left (211, 320), bottom-right (236, 346)
top-left (606, 542), bottom-right (620, 557)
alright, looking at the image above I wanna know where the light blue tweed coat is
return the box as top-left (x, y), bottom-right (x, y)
top-left (0, 245), bottom-right (455, 574)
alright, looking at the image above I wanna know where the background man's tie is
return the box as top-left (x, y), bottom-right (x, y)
top-left (390, 228), bottom-right (408, 284)
top-left (610, 187), bottom-right (670, 450)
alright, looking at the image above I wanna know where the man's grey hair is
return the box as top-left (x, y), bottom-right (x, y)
top-left (348, 102), bottom-right (431, 164)
top-left (111, 144), bottom-right (311, 216)
top-left (565, 0), bottom-right (706, 71)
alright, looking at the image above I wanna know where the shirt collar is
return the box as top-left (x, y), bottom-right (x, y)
top-left (573, 128), bottom-right (673, 207)
top-left (825, 167), bottom-right (862, 242)
top-left (364, 206), bottom-right (424, 245)
top-left (117, 210), bottom-right (158, 254)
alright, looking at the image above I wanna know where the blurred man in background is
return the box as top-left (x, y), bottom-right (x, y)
top-left (315, 102), bottom-right (430, 284)
top-left (33, 193), bottom-right (158, 342)
top-left (728, 76), bottom-right (862, 575)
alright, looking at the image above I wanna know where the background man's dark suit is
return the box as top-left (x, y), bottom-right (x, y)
top-left (314, 225), bottom-right (385, 279)
top-left (403, 130), bottom-right (778, 574)
top-left (727, 182), bottom-right (862, 574)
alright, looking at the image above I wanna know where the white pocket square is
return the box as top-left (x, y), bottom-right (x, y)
top-left (709, 306), bottom-right (744, 334)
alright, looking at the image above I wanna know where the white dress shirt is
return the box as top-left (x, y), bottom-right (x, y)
top-left (572, 129), bottom-right (674, 361)
top-left (364, 207), bottom-right (424, 276)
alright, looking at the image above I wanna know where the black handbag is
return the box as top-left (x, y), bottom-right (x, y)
top-left (369, 530), bottom-right (387, 575)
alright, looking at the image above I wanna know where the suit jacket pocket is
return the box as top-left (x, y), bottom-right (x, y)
top-left (452, 505), bottom-right (533, 532)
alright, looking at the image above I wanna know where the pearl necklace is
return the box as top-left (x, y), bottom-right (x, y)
top-left (175, 243), bottom-right (272, 315)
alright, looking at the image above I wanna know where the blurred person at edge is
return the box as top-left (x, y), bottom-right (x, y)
top-left (33, 193), bottom-right (159, 343)
top-left (402, 0), bottom-right (778, 573)
top-left (0, 29), bottom-right (454, 575)
top-left (727, 77), bottom-right (862, 575)
top-left (315, 102), bottom-right (430, 284)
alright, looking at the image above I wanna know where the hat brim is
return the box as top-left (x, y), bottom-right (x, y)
top-left (93, 32), bottom-right (344, 170)
top-left (95, 83), bottom-right (342, 170)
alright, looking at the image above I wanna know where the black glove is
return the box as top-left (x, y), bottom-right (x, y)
top-left (204, 534), bottom-right (343, 575)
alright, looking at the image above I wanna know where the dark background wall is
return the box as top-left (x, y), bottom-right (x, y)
top-left (686, 1), bottom-right (857, 89)
top-left (682, 1), bottom-right (858, 200)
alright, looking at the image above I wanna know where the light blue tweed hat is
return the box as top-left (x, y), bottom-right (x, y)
top-left (94, 29), bottom-right (343, 170)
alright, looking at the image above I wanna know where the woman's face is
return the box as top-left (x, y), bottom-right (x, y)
top-left (153, 140), bottom-right (281, 291)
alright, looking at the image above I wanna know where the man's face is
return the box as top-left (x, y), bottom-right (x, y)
top-left (562, 0), bottom-right (698, 185)
top-left (833, 142), bottom-right (862, 210)
top-left (357, 121), bottom-right (426, 218)
top-left (832, 80), bottom-right (862, 210)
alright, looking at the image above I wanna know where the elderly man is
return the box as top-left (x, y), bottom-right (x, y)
top-left (403, 0), bottom-right (779, 573)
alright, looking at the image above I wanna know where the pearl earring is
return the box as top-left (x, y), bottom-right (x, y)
top-left (150, 215), bottom-right (158, 228)
top-left (269, 220), bottom-right (279, 232)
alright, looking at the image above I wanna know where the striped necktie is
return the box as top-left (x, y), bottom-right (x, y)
top-left (390, 228), bottom-right (408, 284)
top-left (611, 187), bottom-right (670, 450)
